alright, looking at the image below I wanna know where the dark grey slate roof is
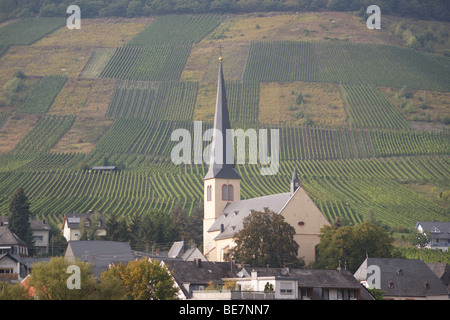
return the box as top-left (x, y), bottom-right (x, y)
top-left (0, 226), bottom-right (27, 246)
top-left (204, 60), bottom-right (240, 181)
top-left (209, 193), bottom-right (291, 240)
top-left (66, 240), bottom-right (135, 276)
top-left (416, 221), bottom-right (450, 239)
top-left (0, 216), bottom-right (50, 231)
top-left (163, 259), bottom-right (234, 285)
top-left (91, 166), bottom-right (116, 170)
top-left (359, 258), bottom-right (449, 297)
top-left (240, 267), bottom-right (374, 300)
top-left (427, 263), bottom-right (450, 287)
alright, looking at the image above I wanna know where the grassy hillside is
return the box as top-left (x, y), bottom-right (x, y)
top-left (0, 12), bottom-right (448, 233)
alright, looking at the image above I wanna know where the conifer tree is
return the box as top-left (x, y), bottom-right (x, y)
top-left (8, 188), bottom-right (34, 255)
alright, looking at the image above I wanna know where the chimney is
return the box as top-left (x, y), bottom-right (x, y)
top-left (195, 258), bottom-right (202, 268)
top-left (220, 224), bottom-right (224, 232)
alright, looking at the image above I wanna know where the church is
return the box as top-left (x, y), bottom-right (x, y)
top-left (203, 57), bottom-right (330, 265)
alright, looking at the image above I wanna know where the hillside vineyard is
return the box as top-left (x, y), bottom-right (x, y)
top-left (0, 13), bottom-right (448, 235)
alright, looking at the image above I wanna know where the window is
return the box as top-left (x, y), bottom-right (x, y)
top-left (207, 185), bottom-right (212, 201)
top-left (222, 184), bottom-right (234, 201)
top-left (0, 268), bottom-right (13, 274)
top-left (228, 185), bottom-right (234, 201)
top-left (279, 282), bottom-right (293, 295)
top-left (222, 185), bottom-right (228, 200)
top-left (322, 289), bottom-right (329, 300)
top-left (300, 288), bottom-right (312, 300)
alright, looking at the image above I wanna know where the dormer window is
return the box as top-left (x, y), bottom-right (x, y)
top-left (431, 226), bottom-right (441, 233)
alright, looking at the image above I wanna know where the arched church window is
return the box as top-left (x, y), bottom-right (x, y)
top-left (222, 184), bottom-right (228, 201)
top-left (207, 185), bottom-right (212, 201)
top-left (228, 185), bottom-right (234, 201)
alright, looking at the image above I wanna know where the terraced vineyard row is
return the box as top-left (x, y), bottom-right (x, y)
top-left (0, 156), bottom-right (447, 227)
top-left (226, 81), bottom-right (259, 124)
top-left (340, 84), bottom-right (410, 129)
top-left (107, 81), bottom-right (197, 121)
top-left (0, 18), bottom-right (65, 45)
top-left (126, 14), bottom-right (225, 46)
top-left (11, 115), bottom-right (75, 154)
top-left (17, 75), bottom-right (67, 114)
top-left (99, 44), bottom-right (192, 81)
top-left (243, 41), bottom-right (450, 92)
top-left (276, 125), bottom-right (448, 160)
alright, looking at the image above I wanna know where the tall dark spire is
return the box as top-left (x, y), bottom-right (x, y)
top-left (290, 167), bottom-right (300, 196)
top-left (204, 58), bottom-right (240, 180)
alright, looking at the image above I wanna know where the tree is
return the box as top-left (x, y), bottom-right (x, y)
top-left (227, 208), bottom-right (304, 268)
top-left (48, 222), bottom-right (67, 256)
top-left (101, 258), bottom-right (178, 300)
top-left (29, 257), bottom-right (97, 300)
top-left (314, 222), bottom-right (394, 273)
top-left (183, 204), bottom-right (203, 247)
top-left (410, 230), bottom-right (430, 248)
top-left (105, 212), bottom-right (129, 242)
top-left (9, 188), bottom-right (34, 255)
top-left (406, 35), bottom-right (419, 49)
top-left (0, 282), bottom-right (32, 300)
top-left (128, 212), bottom-right (143, 250)
top-left (79, 211), bottom-right (102, 240)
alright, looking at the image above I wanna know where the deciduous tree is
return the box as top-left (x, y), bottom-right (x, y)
top-left (227, 208), bottom-right (304, 268)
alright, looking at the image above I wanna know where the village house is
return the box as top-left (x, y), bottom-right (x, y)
top-left (0, 216), bottom-right (50, 255)
top-left (354, 257), bottom-right (449, 300)
top-left (0, 253), bottom-right (29, 284)
top-left (162, 259), bottom-right (234, 300)
top-left (203, 58), bottom-right (330, 264)
top-left (61, 211), bottom-right (106, 242)
top-left (0, 225), bottom-right (28, 256)
top-left (415, 221), bottom-right (450, 251)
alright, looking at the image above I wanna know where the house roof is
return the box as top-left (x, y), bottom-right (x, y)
top-left (65, 240), bottom-right (135, 276)
top-left (238, 267), bottom-right (374, 300)
top-left (0, 226), bottom-right (27, 247)
top-left (204, 59), bottom-right (240, 181)
top-left (426, 262), bottom-right (450, 287)
top-left (91, 166), bottom-right (116, 170)
top-left (163, 260), bottom-right (234, 286)
top-left (0, 216), bottom-right (50, 231)
top-left (416, 221), bottom-right (450, 239)
top-left (355, 257), bottom-right (449, 297)
top-left (209, 192), bottom-right (291, 240)
top-left (242, 267), bottom-right (362, 289)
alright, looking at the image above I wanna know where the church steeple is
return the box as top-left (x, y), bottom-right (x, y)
top-left (204, 57), bottom-right (240, 181)
top-left (290, 167), bottom-right (300, 196)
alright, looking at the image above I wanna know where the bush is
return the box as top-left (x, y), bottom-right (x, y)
top-left (39, 4), bottom-right (59, 17)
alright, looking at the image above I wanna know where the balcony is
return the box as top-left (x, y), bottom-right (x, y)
top-left (0, 273), bottom-right (18, 280)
